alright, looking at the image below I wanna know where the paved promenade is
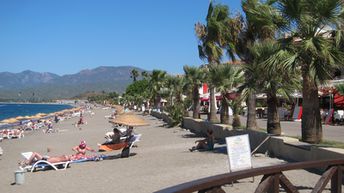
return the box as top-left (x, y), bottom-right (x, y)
top-left (199, 113), bottom-right (344, 142)
top-left (0, 109), bottom-right (342, 192)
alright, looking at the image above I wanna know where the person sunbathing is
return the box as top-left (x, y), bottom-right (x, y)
top-left (71, 140), bottom-right (96, 160)
top-left (189, 129), bottom-right (215, 152)
top-left (101, 128), bottom-right (123, 146)
top-left (19, 152), bottom-right (71, 167)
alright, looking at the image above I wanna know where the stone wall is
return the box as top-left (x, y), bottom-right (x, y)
top-left (150, 113), bottom-right (344, 162)
top-left (181, 116), bottom-right (344, 161)
top-left (150, 111), bottom-right (174, 126)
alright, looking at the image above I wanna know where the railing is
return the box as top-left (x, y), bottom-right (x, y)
top-left (156, 159), bottom-right (344, 193)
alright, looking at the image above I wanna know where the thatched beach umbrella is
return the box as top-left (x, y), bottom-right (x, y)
top-left (15, 116), bottom-right (26, 120)
top-left (30, 114), bottom-right (42, 120)
top-left (112, 105), bottom-right (124, 114)
top-left (1, 118), bottom-right (19, 124)
top-left (109, 114), bottom-right (149, 127)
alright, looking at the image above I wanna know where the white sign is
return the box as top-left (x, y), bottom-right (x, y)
top-left (226, 134), bottom-right (252, 172)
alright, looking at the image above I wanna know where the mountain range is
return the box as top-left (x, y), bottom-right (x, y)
top-left (0, 66), bottom-right (145, 101)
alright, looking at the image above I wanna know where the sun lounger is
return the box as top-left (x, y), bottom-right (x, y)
top-left (21, 152), bottom-right (70, 172)
top-left (24, 160), bottom-right (70, 172)
top-left (98, 134), bottom-right (141, 158)
top-left (1, 129), bottom-right (12, 139)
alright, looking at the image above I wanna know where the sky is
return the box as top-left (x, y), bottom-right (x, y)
top-left (0, 0), bottom-right (242, 75)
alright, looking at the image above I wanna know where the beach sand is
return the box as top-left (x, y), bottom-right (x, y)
top-left (0, 108), bottom-right (341, 193)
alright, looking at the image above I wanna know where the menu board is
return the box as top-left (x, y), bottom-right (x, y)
top-left (226, 134), bottom-right (252, 172)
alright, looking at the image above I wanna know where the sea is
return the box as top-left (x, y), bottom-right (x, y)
top-left (0, 103), bottom-right (73, 122)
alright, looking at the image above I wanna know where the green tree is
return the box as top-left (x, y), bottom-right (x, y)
top-left (164, 75), bottom-right (185, 107)
top-left (148, 70), bottom-right (167, 110)
top-left (141, 71), bottom-right (149, 80)
top-left (336, 84), bottom-right (344, 95)
top-left (208, 63), bottom-right (244, 124)
top-left (183, 65), bottom-right (206, 119)
top-left (195, 2), bottom-right (232, 123)
top-left (130, 69), bottom-right (139, 82)
top-left (225, 0), bottom-right (285, 130)
top-left (269, 0), bottom-right (344, 143)
top-left (249, 40), bottom-right (301, 135)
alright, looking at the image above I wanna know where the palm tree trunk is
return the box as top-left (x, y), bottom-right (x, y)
top-left (220, 98), bottom-right (230, 124)
top-left (301, 72), bottom-right (322, 143)
top-left (267, 92), bottom-right (281, 135)
top-left (232, 114), bottom-right (241, 129)
top-left (193, 85), bottom-right (201, 119)
top-left (232, 98), bottom-right (241, 129)
top-left (155, 94), bottom-right (161, 111)
top-left (246, 91), bottom-right (257, 130)
top-left (209, 86), bottom-right (218, 123)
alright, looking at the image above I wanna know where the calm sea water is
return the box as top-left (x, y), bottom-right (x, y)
top-left (0, 103), bottom-right (72, 121)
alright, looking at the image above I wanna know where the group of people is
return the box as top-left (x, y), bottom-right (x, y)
top-left (20, 124), bottom-right (136, 167)
top-left (17, 106), bottom-right (215, 170)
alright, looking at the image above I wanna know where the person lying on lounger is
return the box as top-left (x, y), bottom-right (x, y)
top-left (189, 129), bottom-right (215, 152)
top-left (19, 152), bottom-right (71, 167)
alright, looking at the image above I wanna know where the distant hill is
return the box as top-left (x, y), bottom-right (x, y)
top-left (0, 66), bottom-right (145, 101)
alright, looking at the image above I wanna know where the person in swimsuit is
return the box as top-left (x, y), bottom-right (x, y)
top-left (71, 140), bottom-right (96, 160)
top-left (189, 129), bottom-right (215, 152)
top-left (20, 152), bottom-right (71, 167)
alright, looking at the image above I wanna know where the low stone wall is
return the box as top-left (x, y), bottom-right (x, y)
top-left (150, 113), bottom-right (344, 162)
top-left (182, 117), bottom-right (344, 162)
top-left (150, 111), bottom-right (174, 126)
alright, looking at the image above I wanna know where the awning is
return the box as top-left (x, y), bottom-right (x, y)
top-left (334, 93), bottom-right (344, 108)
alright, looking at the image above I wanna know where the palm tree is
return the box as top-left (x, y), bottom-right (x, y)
top-left (141, 71), bottom-right (149, 80)
top-left (148, 70), bottom-right (167, 110)
top-left (183, 65), bottom-right (206, 119)
top-left (336, 84), bottom-right (344, 95)
top-left (249, 40), bottom-right (301, 135)
top-left (208, 63), bottom-right (244, 124)
top-left (164, 75), bottom-right (185, 107)
top-left (130, 69), bottom-right (139, 82)
top-left (225, 0), bottom-right (285, 130)
top-left (269, 0), bottom-right (344, 143)
top-left (195, 2), bottom-right (232, 123)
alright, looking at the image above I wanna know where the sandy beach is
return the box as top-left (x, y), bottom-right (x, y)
top-left (0, 107), bottom-right (341, 193)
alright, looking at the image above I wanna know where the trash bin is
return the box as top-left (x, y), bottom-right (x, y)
top-left (14, 170), bottom-right (25, 185)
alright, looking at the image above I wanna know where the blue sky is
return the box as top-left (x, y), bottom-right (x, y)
top-left (0, 0), bottom-right (241, 75)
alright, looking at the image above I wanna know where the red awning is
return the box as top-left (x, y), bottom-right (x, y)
top-left (334, 93), bottom-right (344, 108)
top-left (201, 98), bottom-right (209, 102)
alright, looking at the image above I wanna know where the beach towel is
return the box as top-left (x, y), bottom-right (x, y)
top-left (99, 142), bottom-right (128, 152)
top-left (71, 154), bottom-right (108, 163)
top-left (98, 134), bottom-right (142, 152)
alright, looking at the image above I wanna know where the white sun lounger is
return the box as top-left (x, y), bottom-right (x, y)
top-left (21, 152), bottom-right (70, 172)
